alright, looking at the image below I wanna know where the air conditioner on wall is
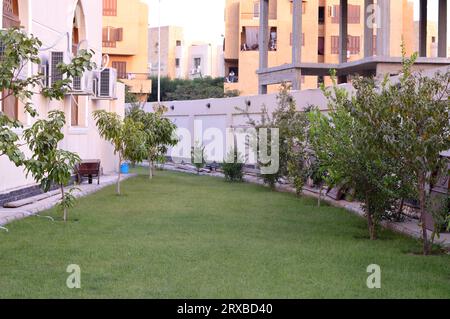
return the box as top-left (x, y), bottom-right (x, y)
top-left (92, 68), bottom-right (117, 99)
top-left (71, 71), bottom-right (94, 95)
top-left (47, 51), bottom-right (69, 88)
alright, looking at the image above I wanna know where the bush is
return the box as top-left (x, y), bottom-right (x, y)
top-left (222, 151), bottom-right (244, 182)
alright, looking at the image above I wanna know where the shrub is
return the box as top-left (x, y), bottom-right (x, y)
top-left (222, 151), bottom-right (244, 182)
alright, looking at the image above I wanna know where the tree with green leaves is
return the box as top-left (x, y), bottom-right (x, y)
top-left (148, 76), bottom-right (239, 102)
top-left (309, 72), bottom-right (403, 240)
top-left (191, 141), bottom-right (206, 175)
top-left (23, 111), bottom-right (80, 222)
top-left (239, 83), bottom-right (309, 192)
top-left (353, 52), bottom-right (450, 254)
top-left (93, 110), bottom-right (147, 195)
top-left (0, 28), bottom-right (95, 222)
top-left (126, 104), bottom-right (178, 179)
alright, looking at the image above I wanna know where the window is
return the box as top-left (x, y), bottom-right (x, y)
top-left (103, 0), bottom-right (117, 16)
top-left (194, 58), bottom-right (201, 69)
top-left (253, 1), bottom-right (260, 18)
top-left (347, 36), bottom-right (360, 54)
top-left (112, 61), bottom-right (127, 79)
top-left (2, 0), bottom-right (20, 28)
top-left (175, 58), bottom-right (180, 68)
top-left (318, 6), bottom-right (325, 24)
top-left (1, 90), bottom-right (18, 121)
top-left (331, 36), bottom-right (339, 54)
top-left (331, 36), bottom-right (360, 55)
top-left (71, 95), bottom-right (79, 126)
top-left (176, 40), bottom-right (182, 46)
top-left (330, 5), bottom-right (361, 24)
top-left (318, 37), bottom-right (325, 55)
top-left (102, 27), bottom-right (123, 47)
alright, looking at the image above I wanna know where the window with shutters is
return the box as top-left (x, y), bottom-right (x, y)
top-left (331, 36), bottom-right (339, 54)
top-left (103, 0), bottom-right (117, 16)
top-left (330, 35), bottom-right (360, 55)
top-left (2, 0), bottom-right (20, 28)
top-left (330, 5), bottom-right (360, 24)
top-left (102, 27), bottom-right (123, 47)
top-left (112, 61), bottom-right (127, 79)
top-left (347, 36), bottom-right (360, 54)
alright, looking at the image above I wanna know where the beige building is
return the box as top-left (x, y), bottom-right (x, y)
top-left (102, 0), bottom-right (151, 100)
top-left (224, 0), bottom-right (447, 96)
top-left (0, 0), bottom-right (124, 194)
top-left (149, 26), bottom-right (225, 79)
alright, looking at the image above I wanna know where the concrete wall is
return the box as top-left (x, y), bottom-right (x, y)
top-left (126, 84), bottom-right (338, 162)
top-left (0, 0), bottom-right (125, 193)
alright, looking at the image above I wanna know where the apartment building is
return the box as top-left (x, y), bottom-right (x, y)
top-left (102, 0), bottom-right (151, 100)
top-left (224, 0), bottom-right (418, 95)
top-left (149, 26), bottom-right (225, 79)
top-left (0, 0), bottom-right (124, 194)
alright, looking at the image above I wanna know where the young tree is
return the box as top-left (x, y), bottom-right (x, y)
top-left (93, 110), bottom-right (147, 195)
top-left (239, 83), bottom-right (309, 192)
top-left (191, 141), bottom-right (206, 175)
top-left (309, 73), bottom-right (402, 240)
top-left (1, 28), bottom-right (95, 222)
top-left (358, 53), bottom-right (450, 254)
top-left (23, 111), bottom-right (80, 222)
top-left (126, 104), bottom-right (177, 179)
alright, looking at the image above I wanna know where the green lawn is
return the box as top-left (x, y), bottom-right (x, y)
top-left (0, 168), bottom-right (449, 298)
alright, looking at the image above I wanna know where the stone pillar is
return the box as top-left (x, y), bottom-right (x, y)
top-left (419, 0), bottom-right (428, 57)
top-left (258, 0), bottom-right (269, 94)
top-left (292, 0), bottom-right (303, 65)
top-left (291, 0), bottom-right (303, 90)
top-left (438, 0), bottom-right (447, 58)
top-left (364, 0), bottom-right (374, 57)
top-left (339, 0), bottom-right (348, 64)
top-left (376, 0), bottom-right (390, 57)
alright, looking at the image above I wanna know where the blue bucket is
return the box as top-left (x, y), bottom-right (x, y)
top-left (120, 162), bottom-right (129, 174)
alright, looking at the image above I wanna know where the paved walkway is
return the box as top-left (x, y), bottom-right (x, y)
top-left (160, 163), bottom-right (450, 250)
top-left (0, 173), bottom-right (136, 230)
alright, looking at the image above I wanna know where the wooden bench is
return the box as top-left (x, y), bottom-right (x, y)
top-left (76, 160), bottom-right (101, 185)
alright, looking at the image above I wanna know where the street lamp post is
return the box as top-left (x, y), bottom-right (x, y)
top-left (158, 0), bottom-right (161, 103)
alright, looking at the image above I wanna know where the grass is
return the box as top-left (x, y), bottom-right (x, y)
top-left (0, 167), bottom-right (449, 298)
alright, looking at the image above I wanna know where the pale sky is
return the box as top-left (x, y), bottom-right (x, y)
top-left (145, 0), bottom-right (226, 45)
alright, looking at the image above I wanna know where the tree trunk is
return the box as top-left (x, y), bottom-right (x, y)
top-left (418, 172), bottom-right (430, 255)
top-left (366, 195), bottom-right (376, 240)
top-left (317, 185), bottom-right (322, 207)
top-left (117, 156), bottom-right (122, 195)
top-left (148, 155), bottom-right (153, 180)
top-left (60, 184), bottom-right (67, 222)
top-left (397, 198), bottom-right (405, 221)
top-left (367, 213), bottom-right (377, 240)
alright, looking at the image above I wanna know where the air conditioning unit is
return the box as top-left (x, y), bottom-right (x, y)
top-left (48, 51), bottom-right (69, 88)
top-left (92, 68), bottom-right (117, 99)
top-left (70, 72), bottom-right (94, 95)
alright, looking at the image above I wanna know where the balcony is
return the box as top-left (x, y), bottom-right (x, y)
top-left (120, 73), bottom-right (152, 94)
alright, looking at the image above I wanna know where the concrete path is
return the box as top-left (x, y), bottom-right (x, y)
top-left (0, 173), bottom-right (136, 229)
top-left (159, 163), bottom-right (450, 250)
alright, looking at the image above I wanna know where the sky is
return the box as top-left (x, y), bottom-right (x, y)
top-left (144, 0), bottom-right (449, 48)
top-left (145, 0), bottom-right (226, 46)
